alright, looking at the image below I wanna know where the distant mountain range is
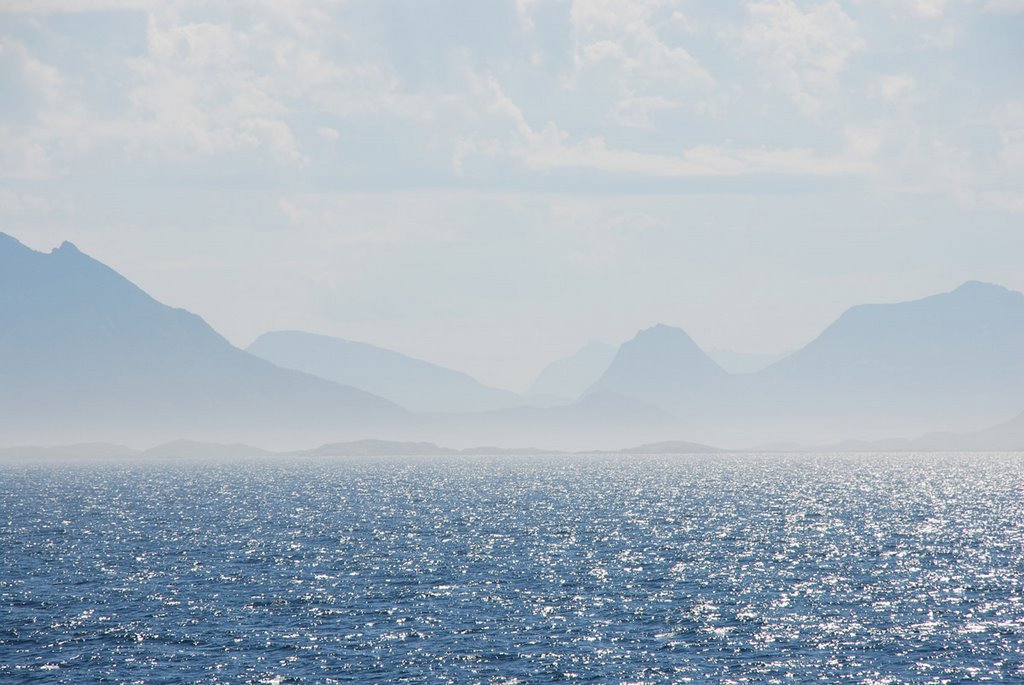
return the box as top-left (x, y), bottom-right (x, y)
top-left (248, 330), bottom-right (525, 413)
top-left (420, 390), bottom-right (681, 451)
top-left (0, 436), bottom-right (722, 460)
top-left (751, 281), bottom-right (1024, 422)
top-left (5, 408), bottom-right (1023, 460)
top-left (813, 409), bottom-right (1024, 453)
top-left (527, 341), bottom-right (617, 399)
top-left (0, 233), bottom-right (406, 447)
top-left (0, 233), bottom-right (671, 448)
top-left (2, 231), bottom-right (1022, 450)
top-left (582, 283), bottom-right (1024, 443)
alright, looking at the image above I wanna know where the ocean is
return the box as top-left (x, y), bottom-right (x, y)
top-left (2, 453), bottom-right (1023, 683)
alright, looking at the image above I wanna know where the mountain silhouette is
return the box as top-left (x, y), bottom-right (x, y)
top-left (575, 285), bottom-right (1024, 443)
top-left (749, 281), bottom-right (1024, 433)
top-left (420, 390), bottom-right (682, 451)
top-left (0, 234), bottom-right (406, 446)
top-left (4, 231), bottom-right (1022, 449)
top-left (527, 340), bottom-right (616, 400)
top-left (584, 324), bottom-right (730, 413)
top-left (247, 330), bottom-right (523, 413)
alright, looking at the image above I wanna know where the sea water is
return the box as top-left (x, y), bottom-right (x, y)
top-left (2, 453), bottom-right (1023, 683)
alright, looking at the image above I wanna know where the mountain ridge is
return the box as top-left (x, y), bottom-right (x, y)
top-left (578, 283), bottom-right (1024, 443)
top-left (0, 233), bottom-right (408, 448)
top-left (247, 330), bottom-right (524, 413)
top-left (527, 341), bottom-right (616, 399)
top-left (3, 231), bottom-right (1022, 449)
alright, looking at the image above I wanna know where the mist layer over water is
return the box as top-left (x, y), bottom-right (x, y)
top-left (2, 454), bottom-right (1023, 683)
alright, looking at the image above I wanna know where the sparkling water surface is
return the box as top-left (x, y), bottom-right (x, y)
top-left (2, 453), bottom-right (1024, 684)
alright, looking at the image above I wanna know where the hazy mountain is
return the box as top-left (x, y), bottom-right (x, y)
top-left (584, 324), bottom-right (730, 414)
top-left (957, 410), bottom-right (1024, 451)
top-left (749, 281), bottom-right (1024, 435)
top-left (0, 233), bottom-right (407, 447)
top-left (707, 348), bottom-right (790, 374)
top-left (527, 341), bottom-right (616, 399)
top-left (5, 230), bottom-right (1023, 451)
top-left (419, 390), bottom-right (684, 451)
top-left (140, 440), bottom-right (273, 459)
top-left (615, 440), bottom-right (723, 454)
top-left (247, 330), bottom-right (523, 413)
top-left (577, 285), bottom-right (1024, 443)
top-left (297, 439), bottom-right (453, 457)
top-left (816, 410), bottom-right (1024, 453)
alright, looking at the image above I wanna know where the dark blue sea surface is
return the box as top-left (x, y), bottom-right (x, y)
top-left (2, 453), bottom-right (1024, 684)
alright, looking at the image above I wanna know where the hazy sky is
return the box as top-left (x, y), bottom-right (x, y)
top-left (1, 0), bottom-right (1022, 390)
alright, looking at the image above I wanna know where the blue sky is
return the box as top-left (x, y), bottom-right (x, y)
top-left (1, 0), bottom-right (1022, 389)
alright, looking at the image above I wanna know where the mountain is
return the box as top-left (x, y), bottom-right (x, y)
top-left (816, 410), bottom-right (1024, 453)
top-left (0, 234), bottom-right (407, 447)
top-left (955, 410), bottom-right (1024, 451)
top-left (749, 281), bottom-right (1024, 435)
top-left (5, 231), bottom-right (1021, 450)
top-left (584, 324), bottom-right (730, 414)
top-left (527, 341), bottom-right (616, 399)
top-left (297, 439), bottom-right (453, 457)
top-left (616, 440), bottom-right (723, 454)
top-left (140, 440), bottom-right (273, 459)
top-left (577, 285), bottom-right (1024, 444)
top-left (707, 348), bottom-right (790, 374)
top-left (419, 390), bottom-right (683, 451)
top-left (247, 330), bottom-right (523, 413)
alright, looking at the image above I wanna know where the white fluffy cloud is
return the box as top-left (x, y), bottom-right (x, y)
top-left (567, 0), bottom-right (714, 125)
top-left (736, 0), bottom-right (865, 116)
top-left (0, 0), bottom-right (1020, 228)
top-left (1, 0), bottom-right (1015, 201)
top-left (457, 77), bottom-right (875, 177)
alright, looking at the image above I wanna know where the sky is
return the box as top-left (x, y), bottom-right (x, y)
top-left (1, 0), bottom-right (1022, 391)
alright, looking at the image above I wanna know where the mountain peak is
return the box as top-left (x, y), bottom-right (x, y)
top-left (584, 322), bottom-right (727, 412)
top-left (950, 280), bottom-right (1016, 299)
top-left (247, 329), bottom-right (524, 413)
top-left (645, 323), bottom-right (682, 334)
top-left (629, 324), bottom-right (705, 353)
top-left (954, 280), bottom-right (1003, 291)
top-left (53, 240), bottom-right (82, 255)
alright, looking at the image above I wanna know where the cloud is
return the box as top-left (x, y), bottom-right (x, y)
top-left (0, 0), bottom-right (150, 12)
top-left (735, 0), bottom-right (865, 116)
top-left (982, 0), bottom-right (1024, 14)
top-left (0, 189), bottom-right (50, 215)
top-left (569, 0), bottom-right (712, 90)
top-left (0, 131), bottom-right (51, 180)
top-left (873, 74), bottom-right (916, 102)
top-left (880, 0), bottom-right (946, 17)
top-left (0, 0), bottom-right (1017, 204)
top-left (457, 76), bottom-right (874, 178)
top-left (610, 95), bottom-right (680, 129)
top-left (122, 11), bottom-right (310, 164)
top-left (564, 0), bottom-right (715, 125)
top-left (317, 126), bottom-right (339, 142)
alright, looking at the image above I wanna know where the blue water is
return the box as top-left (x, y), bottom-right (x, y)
top-left (2, 453), bottom-right (1024, 684)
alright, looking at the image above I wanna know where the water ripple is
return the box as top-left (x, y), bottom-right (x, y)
top-left (1, 453), bottom-right (1023, 683)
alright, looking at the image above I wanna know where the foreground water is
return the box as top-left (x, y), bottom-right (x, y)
top-left (2, 453), bottom-right (1023, 684)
